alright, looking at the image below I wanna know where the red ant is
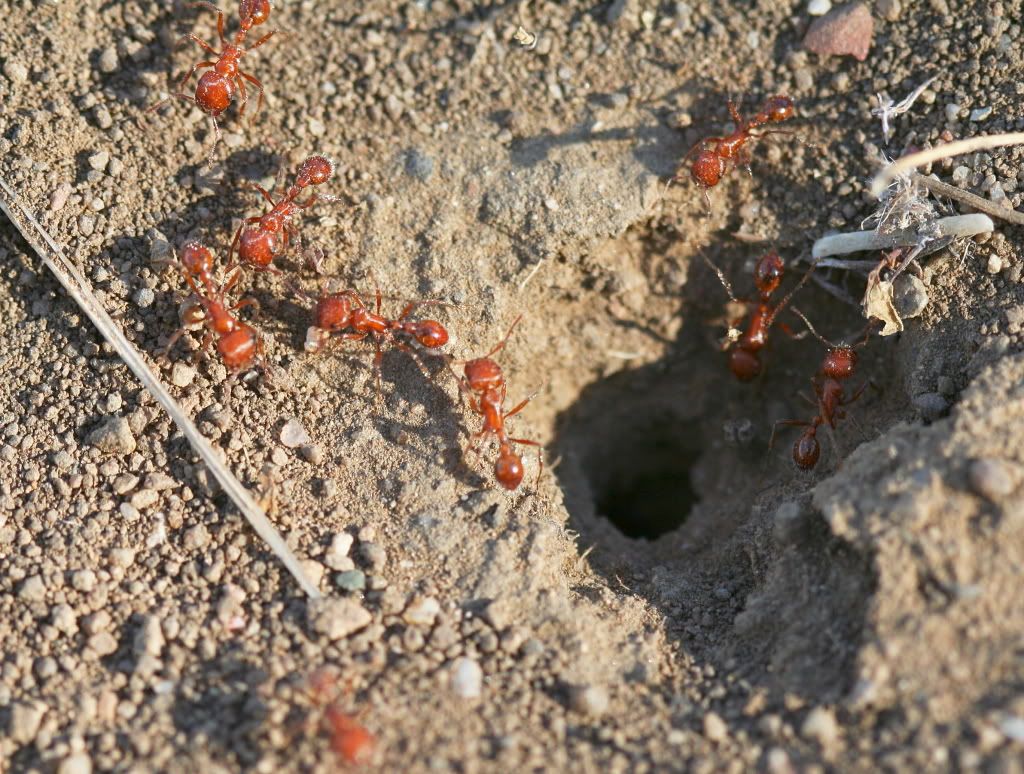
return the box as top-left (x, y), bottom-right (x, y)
top-left (674, 95), bottom-right (795, 207)
top-left (450, 315), bottom-right (542, 491)
top-left (161, 241), bottom-right (266, 378)
top-left (769, 310), bottom-right (874, 470)
top-left (704, 251), bottom-right (817, 382)
top-left (229, 155), bottom-right (337, 274)
top-left (306, 668), bottom-right (375, 766)
top-left (147, 0), bottom-right (277, 148)
top-left (297, 284), bottom-right (449, 393)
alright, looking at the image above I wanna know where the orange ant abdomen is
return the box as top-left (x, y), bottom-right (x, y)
top-left (690, 149), bottom-right (726, 188)
top-left (495, 447), bottom-right (525, 490)
top-left (195, 71), bottom-right (235, 116)
top-left (411, 320), bottom-right (449, 349)
top-left (728, 348), bottom-right (762, 382)
top-left (793, 430), bottom-right (820, 469)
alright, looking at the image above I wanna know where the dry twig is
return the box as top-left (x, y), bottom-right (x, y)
top-left (0, 175), bottom-right (321, 600)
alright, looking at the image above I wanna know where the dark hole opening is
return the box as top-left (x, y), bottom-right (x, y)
top-left (590, 425), bottom-right (702, 540)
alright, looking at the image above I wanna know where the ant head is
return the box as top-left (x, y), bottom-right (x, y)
top-left (463, 357), bottom-right (504, 392)
top-left (240, 0), bottom-right (272, 26)
top-left (298, 155), bottom-right (335, 187)
top-left (689, 149), bottom-right (725, 188)
top-left (414, 320), bottom-right (449, 349)
top-left (180, 241), bottom-right (214, 276)
top-left (764, 95), bottom-right (795, 123)
top-left (821, 346), bottom-right (857, 380)
top-left (314, 294), bottom-right (353, 332)
top-left (793, 431), bottom-right (820, 470)
top-left (753, 251), bottom-right (785, 295)
top-left (728, 348), bottom-right (762, 382)
top-left (494, 446), bottom-right (525, 490)
top-left (217, 325), bottom-right (258, 370)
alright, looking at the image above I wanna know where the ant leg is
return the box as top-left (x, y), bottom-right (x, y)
top-left (173, 33), bottom-right (219, 57)
top-left (702, 187), bottom-right (712, 215)
top-left (246, 182), bottom-right (277, 207)
top-left (239, 71), bottom-right (265, 120)
top-left (509, 437), bottom-right (544, 486)
top-left (769, 418), bottom-right (811, 451)
top-left (231, 297), bottom-right (260, 316)
top-left (158, 327), bottom-right (191, 362)
top-left (482, 314), bottom-right (524, 359)
top-left (245, 29), bottom-right (278, 52)
top-left (146, 62), bottom-right (216, 115)
top-left (504, 390), bottom-right (537, 419)
top-left (205, 115), bottom-right (222, 163)
top-left (234, 73), bottom-right (249, 116)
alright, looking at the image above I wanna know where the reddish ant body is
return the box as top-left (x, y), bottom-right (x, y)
top-left (148, 0), bottom-right (277, 146)
top-left (230, 155), bottom-right (337, 274)
top-left (705, 251), bottom-right (815, 382)
top-left (770, 312), bottom-right (872, 469)
top-left (300, 285), bottom-right (449, 392)
top-left (162, 242), bottom-right (266, 377)
top-left (306, 668), bottom-right (375, 767)
top-left (451, 316), bottom-right (542, 491)
top-left (675, 95), bottom-right (795, 205)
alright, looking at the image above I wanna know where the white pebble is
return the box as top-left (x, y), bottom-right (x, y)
top-left (808, 0), bottom-right (832, 15)
top-left (402, 596), bottom-right (441, 627)
top-left (450, 657), bottom-right (483, 699)
top-left (280, 418), bottom-right (311, 448)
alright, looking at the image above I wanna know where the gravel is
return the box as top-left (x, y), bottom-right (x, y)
top-left (569, 684), bottom-right (610, 717)
top-left (307, 598), bottom-right (372, 640)
top-left (450, 657), bottom-right (483, 699)
top-left (967, 458), bottom-right (1015, 500)
top-left (86, 416), bottom-right (137, 455)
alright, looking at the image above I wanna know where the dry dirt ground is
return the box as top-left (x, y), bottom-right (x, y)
top-left (2, 0), bottom-right (1024, 771)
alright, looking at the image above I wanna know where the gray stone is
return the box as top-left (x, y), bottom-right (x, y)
top-left (308, 598), bottom-right (372, 640)
top-left (86, 416), bottom-right (136, 455)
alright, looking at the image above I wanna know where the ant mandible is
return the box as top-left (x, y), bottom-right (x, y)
top-left (229, 155), bottom-right (337, 274)
top-left (674, 95), bottom-right (795, 207)
top-left (450, 315), bottom-right (542, 491)
top-left (769, 310), bottom-right (873, 469)
top-left (161, 241), bottom-right (266, 379)
top-left (298, 284), bottom-right (449, 393)
top-left (147, 0), bottom-right (277, 148)
top-left (703, 250), bottom-right (817, 382)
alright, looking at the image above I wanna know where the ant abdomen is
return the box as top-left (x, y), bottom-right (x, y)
top-left (690, 149), bottom-right (725, 188)
top-left (494, 449), bottom-right (525, 490)
top-left (195, 72), bottom-right (235, 116)
top-left (793, 433), bottom-right (820, 470)
top-left (728, 348), bottom-right (762, 382)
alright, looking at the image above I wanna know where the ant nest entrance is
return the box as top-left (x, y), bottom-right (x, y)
top-left (555, 386), bottom-right (710, 567)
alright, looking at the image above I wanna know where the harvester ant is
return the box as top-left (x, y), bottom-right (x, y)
top-left (306, 668), bottom-right (375, 766)
top-left (769, 310), bottom-right (874, 470)
top-left (297, 284), bottom-right (449, 393)
top-left (450, 315), bottom-right (542, 491)
top-left (674, 95), bottom-right (796, 207)
top-left (147, 0), bottom-right (277, 148)
top-left (229, 155), bottom-right (338, 274)
top-left (161, 241), bottom-right (267, 379)
top-left (704, 250), bottom-right (817, 382)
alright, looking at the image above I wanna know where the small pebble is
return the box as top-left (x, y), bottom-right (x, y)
top-left (808, 0), bottom-right (832, 15)
top-left (308, 117), bottom-right (326, 136)
top-left (969, 106), bottom-right (993, 122)
top-left (280, 418), bottom-right (311, 449)
top-left (71, 569), bottom-right (97, 592)
top-left (10, 701), bottom-right (46, 745)
top-left (569, 685), bottom-right (609, 717)
top-left (98, 46), bottom-right (119, 73)
top-left (130, 488), bottom-right (159, 509)
top-left (803, 2), bottom-right (874, 61)
top-left (968, 458), bottom-right (1014, 500)
top-left (402, 595), bottom-right (441, 626)
top-left (450, 657), bottom-right (483, 699)
top-left (170, 362), bottom-right (196, 387)
top-left (58, 752), bottom-right (93, 774)
top-left (334, 570), bottom-right (366, 592)
top-left (299, 444), bottom-right (324, 464)
top-left (3, 59), bottom-right (29, 84)
top-left (183, 524), bottom-right (211, 550)
top-left (78, 214), bottom-right (96, 237)
top-left (94, 106), bottom-right (113, 129)
top-left (384, 94), bottom-right (404, 121)
top-left (703, 712), bottom-right (728, 743)
top-left (998, 715), bottom-right (1024, 742)
top-left (87, 416), bottom-right (136, 455)
top-left (359, 541), bottom-right (387, 570)
top-left (134, 287), bottom-right (155, 308)
top-left (987, 254), bottom-right (1003, 274)
top-left (801, 706), bottom-right (840, 753)
top-left (88, 632), bottom-right (118, 657)
top-left (18, 574), bottom-right (46, 602)
top-left (88, 150), bottom-right (110, 172)
top-left (307, 598), bottom-right (372, 640)
top-left (876, 0), bottom-right (901, 19)
top-left (325, 532), bottom-right (355, 570)
top-left (404, 148), bottom-right (434, 181)
top-left (893, 274), bottom-right (929, 318)
top-left (945, 103), bottom-right (962, 122)
top-left (149, 231), bottom-right (172, 263)
top-left (49, 182), bottom-right (73, 211)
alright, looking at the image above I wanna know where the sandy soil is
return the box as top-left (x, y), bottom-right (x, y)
top-left (2, 0), bottom-right (1024, 771)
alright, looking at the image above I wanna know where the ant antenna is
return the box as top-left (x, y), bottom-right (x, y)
top-left (698, 250), bottom-right (737, 303)
top-left (483, 314), bottom-right (524, 359)
top-left (789, 307), bottom-right (837, 348)
top-left (764, 257), bottom-right (820, 327)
